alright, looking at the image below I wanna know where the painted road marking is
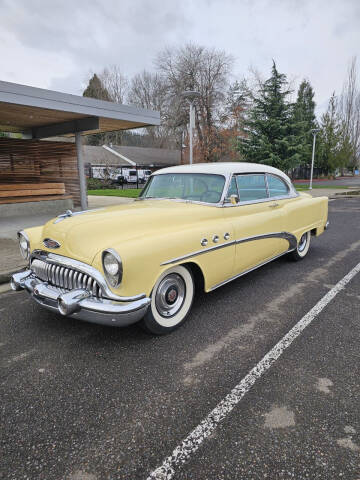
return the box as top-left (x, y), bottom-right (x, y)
top-left (147, 261), bottom-right (360, 480)
top-left (7, 349), bottom-right (36, 364)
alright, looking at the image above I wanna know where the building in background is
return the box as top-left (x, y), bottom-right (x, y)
top-left (0, 80), bottom-right (159, 215)
top-left (84, 144), bottom-right (181, 184)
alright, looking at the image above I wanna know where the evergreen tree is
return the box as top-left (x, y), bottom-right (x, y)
top-left (317, 92), bottom-right (353, 174)
top-left (292, 79), bottom-right (317, 165)
top-left (318, 93), bottom-right (340, 173)
top-left (83, 74), bottom-right (111, 145)
top-left (83, 74), bottom-right (111, 101)
top-left (237, 61), bottom-right (300, 171)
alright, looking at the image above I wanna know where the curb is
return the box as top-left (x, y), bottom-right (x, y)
top-left (331, 194), bottom-right (360, 199)
top-left (0, 267), bottom-right (24, 285)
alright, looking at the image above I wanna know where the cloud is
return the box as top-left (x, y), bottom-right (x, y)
top-left (0, 0), bottom-right (359, 115)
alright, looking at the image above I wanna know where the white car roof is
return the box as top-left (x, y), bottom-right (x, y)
top-left (153, 162), bottom-right (292, 183)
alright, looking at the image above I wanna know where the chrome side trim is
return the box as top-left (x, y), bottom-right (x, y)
top-left (160, 240), bottom-right (237, 266)
top-left (236, 231), bottom-right (297, 250)
top-left (30, 250), bottom-right (145, 302)
top-left (209, 249), bottom-right (295, 291)
top-left (161, 231), bottom-right (297, 266)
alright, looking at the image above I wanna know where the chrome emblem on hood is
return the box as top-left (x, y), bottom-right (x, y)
top-left (43, 238), bottom-right (61, 249)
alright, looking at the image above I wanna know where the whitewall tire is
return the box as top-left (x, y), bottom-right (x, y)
top-left (141, 265), bottom-right (195, 335)
top-left (290, 231), bottom-right (311, 261)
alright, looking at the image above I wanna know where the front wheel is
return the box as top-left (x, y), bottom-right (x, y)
top-left (141, 265), bottom-right (195, 335)
top-left (290, 231), bottom-right (311, 261)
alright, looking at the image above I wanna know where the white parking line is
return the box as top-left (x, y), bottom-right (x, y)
top-left (7, 349), bottom-right (36, 364)
top-left (147, 261), bottom-right (360, 479)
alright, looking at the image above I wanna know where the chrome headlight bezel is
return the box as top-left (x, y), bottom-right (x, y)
top-left (102, 249), bottom-right (123, 288)
top-left (18, 231), bottom-right (30, 260)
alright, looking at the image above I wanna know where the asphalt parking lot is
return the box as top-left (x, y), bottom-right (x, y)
top-left (1, 198), bottom-right (360, 480)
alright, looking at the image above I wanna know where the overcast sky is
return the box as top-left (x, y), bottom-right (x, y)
top-left (0, 0), bottom-right (359, 115)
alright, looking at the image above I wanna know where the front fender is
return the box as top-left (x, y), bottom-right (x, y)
top-left (92, 219), bottom-right (235, 297)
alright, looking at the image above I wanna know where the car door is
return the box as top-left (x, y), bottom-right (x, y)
top-left (222, 173), bottom-right (286, 276)
top-left (266, 173), bottom-right (297, 254)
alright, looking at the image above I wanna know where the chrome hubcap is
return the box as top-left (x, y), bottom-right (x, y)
top-left (298, 233), bottom-right (308, 252)
top-left (155, 273), bottom-right (186, 318)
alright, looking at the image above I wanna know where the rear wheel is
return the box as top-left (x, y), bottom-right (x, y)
top-left (290, 231), bottom-right (311, 261)
top-left (141, 265), bottom-right (195, 335)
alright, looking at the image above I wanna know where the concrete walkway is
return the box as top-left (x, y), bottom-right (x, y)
top-left (302, 188), bottom-right (359, 198)
top-left (0, 196), bottom-right (135, 283)
top-left (88, 195), bottom-right (134, 208)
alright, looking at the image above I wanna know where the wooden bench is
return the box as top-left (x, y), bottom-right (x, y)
top-left (0, 183), bottom-right (72, 204)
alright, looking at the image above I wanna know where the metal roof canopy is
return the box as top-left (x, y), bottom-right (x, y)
top-left (0, 80), bottom-right (160, 138)
top-left (0, 80), bottom-right (160, 210)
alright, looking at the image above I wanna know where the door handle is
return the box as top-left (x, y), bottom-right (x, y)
top-left (269, 202), bottom-right (279, 208)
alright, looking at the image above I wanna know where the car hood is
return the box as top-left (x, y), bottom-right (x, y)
top-left (39, 199), bottom-right (216, 264)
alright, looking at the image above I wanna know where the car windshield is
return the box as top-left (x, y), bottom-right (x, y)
top-left (140, 173), bottom-right (226, 204)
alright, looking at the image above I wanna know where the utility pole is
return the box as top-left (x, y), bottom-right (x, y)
top-left (181, 91), bottom-right (200, 164)
top-left (309, 128), bottom-right (320, 190)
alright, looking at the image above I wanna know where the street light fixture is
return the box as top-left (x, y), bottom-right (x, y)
top-left (181, 90), bottom-right (200, 164)
top-left (309, 128), bottom-right (320, 190)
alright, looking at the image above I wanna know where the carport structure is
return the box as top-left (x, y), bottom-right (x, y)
top-left (0, 80), bottom-right (160, 211)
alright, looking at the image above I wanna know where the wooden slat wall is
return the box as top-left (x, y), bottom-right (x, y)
top-left (0, 138), bottom-right (80, 206)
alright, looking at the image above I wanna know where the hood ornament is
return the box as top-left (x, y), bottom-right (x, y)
top-left (53, 210), bottom-right (73, 224)
top-left (53, 209), bottom-right (94, 224)
top-left (43, 238), bottom-right (61, 249)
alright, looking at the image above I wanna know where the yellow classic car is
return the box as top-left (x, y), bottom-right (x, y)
top-left (11, 163), bottom-right (329, 334)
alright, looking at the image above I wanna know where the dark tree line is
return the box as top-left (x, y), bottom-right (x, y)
top-left (82, 46), bottom-right (360, 174)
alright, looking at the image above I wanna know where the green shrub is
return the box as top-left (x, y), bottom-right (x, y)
top-left (87, 178), bottom-right (117, 190)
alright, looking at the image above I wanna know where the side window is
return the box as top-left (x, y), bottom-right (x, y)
top-left (267, 174), bottom-right (289, 197)
top-left (227, 176), bottom-right (238, 198)
top-left (236, 174), bottom-right (268, 202)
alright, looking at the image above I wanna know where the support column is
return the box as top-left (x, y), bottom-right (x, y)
top-left (75, 132), bottom-right (88, 210)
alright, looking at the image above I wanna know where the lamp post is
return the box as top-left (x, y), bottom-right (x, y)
top-left (309, 128), bottom-right (320, 190)
top-left (181, 90), bottom-right (200, 164)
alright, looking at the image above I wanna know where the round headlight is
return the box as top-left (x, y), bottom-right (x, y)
top-left (18, 231), bottom-right (30, 260)
top-left (102, 249), bottom-right (122, 287)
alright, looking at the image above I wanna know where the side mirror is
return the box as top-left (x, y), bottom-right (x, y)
top-left (230, 194), bottom-right (239, 205)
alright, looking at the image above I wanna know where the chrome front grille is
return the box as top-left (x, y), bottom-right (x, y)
top-left (31, 259), bottom-right (102, 297)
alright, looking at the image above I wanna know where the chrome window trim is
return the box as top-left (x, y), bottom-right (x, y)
top-left (30, 250), bottom-right (145, 302)
top-left (236, 172), bottom-right (268, 203)
top-left (161, 231), bottom-right (297, 266)
top-left (138, 171), bottom-right (298, 208)
top-left (137, 197), bottom-right (226, 208)
top-left (223, 172), bottom-right (298, 207)
top-left (222, 193), bottom-right (299, 207)
top-left (139, 172), bottom-right (228, 207)
top-left (266, 173), bottom-right (294, 198)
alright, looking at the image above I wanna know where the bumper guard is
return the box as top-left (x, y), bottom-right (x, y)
top-left (11, 270), bottom-right (150, 327)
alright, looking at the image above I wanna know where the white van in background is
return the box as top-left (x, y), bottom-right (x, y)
top-left (90, 166), bottom-right (153, 184)
top-left (125, 169), bottom-right (152, 184)
top-left (125, 169), bottom-right (138, 183)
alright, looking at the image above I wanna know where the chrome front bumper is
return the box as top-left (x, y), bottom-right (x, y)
top-left (11, 270), bottom-right (150, 327)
